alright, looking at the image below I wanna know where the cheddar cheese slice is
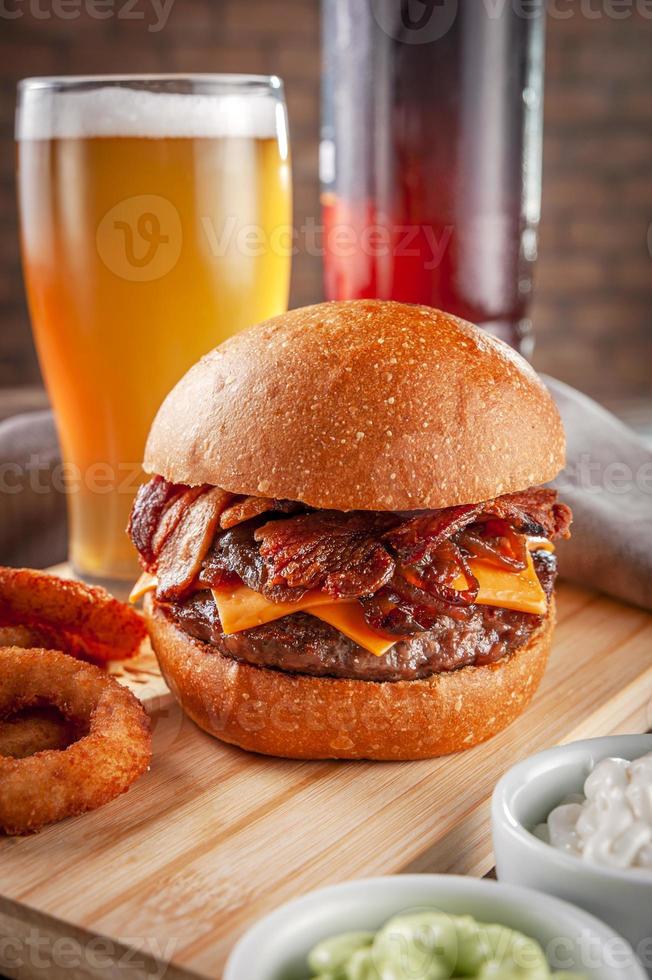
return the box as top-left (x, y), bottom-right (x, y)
top-left (452, 550), bottom-right (547, 616)
top-left (212, 585), bottom-right (400, 656)
top-left (310, 602), bottom-right (400, 657)
top-left (212, 586), bottom-right (336, 635)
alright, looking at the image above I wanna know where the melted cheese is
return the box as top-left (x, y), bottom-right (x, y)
top-left (452, 550), bottom-right (547, 616)
top-left (310, 602), bottom-right (400, 657)
top-left (212, 586), bottom-right (336, 635)
top-left (212, 585), bottom-right (400, 656)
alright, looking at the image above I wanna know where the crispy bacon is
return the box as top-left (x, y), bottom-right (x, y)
top-left (156, 488), bottom-right (232, 600)
top-left (151, 485), bottom-right (207, 559)
top-left (486, 488), bottom-right (572, 539)
top-left (382, 489), bottom-right (571, 569)
top-left (383, 504), bottom-right (482, 565)
top-left (254, 511), bottom-right (398, 599)
top-left (219, 496), bottom-right (301, 530)
top-left (128, 476), bottom-right (183, 567)
top-left (128, 476), bottom-right (572, 632)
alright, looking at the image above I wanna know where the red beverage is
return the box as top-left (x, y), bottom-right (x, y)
top-left (321, 0), bottom-right (545, 353)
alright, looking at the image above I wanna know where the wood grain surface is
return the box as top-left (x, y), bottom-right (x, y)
top-left (1, 581), bottom-right (651, 980)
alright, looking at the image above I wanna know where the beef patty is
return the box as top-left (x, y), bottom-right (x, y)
top-left (158, 550), bottom-right (556, 683)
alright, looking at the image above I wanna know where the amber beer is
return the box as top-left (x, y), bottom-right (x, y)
top-left (17, 77), bottom-right (291, 584)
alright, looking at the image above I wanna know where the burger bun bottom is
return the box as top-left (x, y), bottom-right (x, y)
top-left (144, 594), bottom-right (555, 761)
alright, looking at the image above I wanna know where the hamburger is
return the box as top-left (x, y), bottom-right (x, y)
top-left (128, 300), bottom-right (571, 760)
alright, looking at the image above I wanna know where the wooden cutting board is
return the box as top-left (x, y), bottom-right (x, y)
top-left (1, 581), bottom-right (651, 980)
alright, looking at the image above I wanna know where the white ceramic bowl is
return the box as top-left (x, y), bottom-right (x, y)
top-left (223, 874), bottom-right (645, 979)
top-left (493, 733), bottom-right (652, 974)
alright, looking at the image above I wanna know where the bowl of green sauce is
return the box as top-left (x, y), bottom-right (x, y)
top-left (223, 875), bottom-right (644, 979)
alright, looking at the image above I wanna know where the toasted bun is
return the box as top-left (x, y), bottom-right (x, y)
top-left (145, 301), bottom-right (565, 511)
top-left (144, 594), bottom-right (554, 761)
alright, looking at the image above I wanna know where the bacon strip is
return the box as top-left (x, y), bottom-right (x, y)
top-left (254, 511), bottom-right (398, 599)
top-left (219, 496), bottom-right (301, 530)
top-left (488, 488), bottom-right (572, 539)
top-left (384, 504), bottom-right (482, 565)
top-left (151, 486), bottom-right (207, 559)
top-left (156, 488), bottom-right (233, 600)
top-left (128, 478), bottom-right (572, 627)
top-left (128, 476), bottom-right (182, 567)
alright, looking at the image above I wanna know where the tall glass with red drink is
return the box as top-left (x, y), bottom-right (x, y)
top-left (321, 0), bottom-right (545, 354)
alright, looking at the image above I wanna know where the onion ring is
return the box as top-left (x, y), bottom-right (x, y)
top-left (0, 647), bottom-right (151, 835)
top-left (0, 568), bottom-right (147, 664)
top-left (0, 625), bottom-right (86, 758)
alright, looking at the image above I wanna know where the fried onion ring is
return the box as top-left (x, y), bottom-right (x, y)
top-left (0, 647), bottom-right (151, 835)
top-left (0, 568), bottom-right (147, 664)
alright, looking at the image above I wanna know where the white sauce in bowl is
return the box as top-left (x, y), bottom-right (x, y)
top-left (536, 753), bottom-right (652, 871)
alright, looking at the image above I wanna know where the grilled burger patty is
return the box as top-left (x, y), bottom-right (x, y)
top-left (159, 550), bottom-right (556, 683)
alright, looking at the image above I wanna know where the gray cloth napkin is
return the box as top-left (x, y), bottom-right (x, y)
top-left (544, 376), bottom-right (652, 611)
top-left (1, 387), bottom-right (651, 609)
top-left (0, 410), bottom-right (67, 569)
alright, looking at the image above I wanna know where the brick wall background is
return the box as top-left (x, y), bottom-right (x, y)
top-left (1, 0), bottom-right (650, 402)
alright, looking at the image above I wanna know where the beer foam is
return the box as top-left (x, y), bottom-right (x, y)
top-left (17, 86), bottom-right (282, 140)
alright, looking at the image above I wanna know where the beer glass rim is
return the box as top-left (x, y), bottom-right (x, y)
top-left (18, 73), bottom-right (284, 95)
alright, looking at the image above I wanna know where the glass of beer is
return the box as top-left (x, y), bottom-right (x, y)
top-left (17, 75), bottom-right (291, 587)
